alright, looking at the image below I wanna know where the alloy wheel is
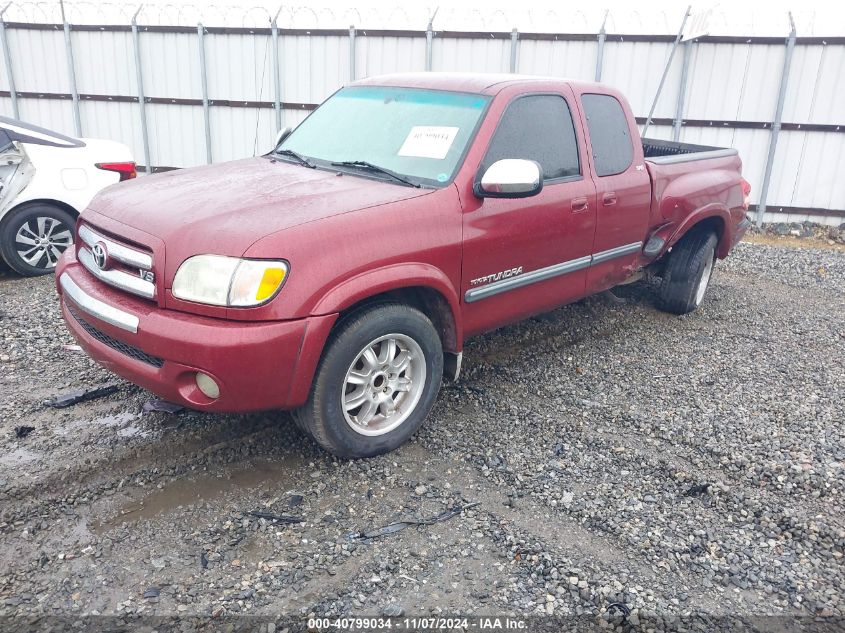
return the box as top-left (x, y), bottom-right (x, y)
top-left (14, 216), bottom-right (73, 270)
top-left (341, 333), bottom-right (426, 437)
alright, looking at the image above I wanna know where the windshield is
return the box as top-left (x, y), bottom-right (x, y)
top-left (278, 86), bottom-right (490, 187)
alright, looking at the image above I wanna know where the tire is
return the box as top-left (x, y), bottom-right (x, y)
top-left (658, 228), bottom-right (718, 315)
top-left (0, 203), bottom-right (76, 276)
top-left (293, 303), bottom-right (443, 459)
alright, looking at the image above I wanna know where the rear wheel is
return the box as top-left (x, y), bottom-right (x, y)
top-left (0, 203), bottom-right (75, 276)
top-left (658, 228), bottom-right (718, 315)
top-left (294, 303), bottom-right (443, 458)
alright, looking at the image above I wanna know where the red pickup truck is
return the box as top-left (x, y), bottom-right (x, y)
top-left (56, 73), bottom-right (751, 458)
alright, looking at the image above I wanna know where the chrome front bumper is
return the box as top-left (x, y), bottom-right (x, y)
top-left (59, 272), bottom-right (139, 333)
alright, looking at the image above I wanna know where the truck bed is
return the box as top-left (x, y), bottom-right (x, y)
top-left (642, 136), bottom-right (746, 259)
top-left (642, 138), bottom-right (738, 164)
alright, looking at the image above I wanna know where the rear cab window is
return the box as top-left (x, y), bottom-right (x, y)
top-left (480, 94), bottom-right (580, 182)
top-left (581, 94), bottom-right (634, 177)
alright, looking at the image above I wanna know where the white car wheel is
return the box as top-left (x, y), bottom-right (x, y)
top-left (1, 203), bottom-right (75, 276)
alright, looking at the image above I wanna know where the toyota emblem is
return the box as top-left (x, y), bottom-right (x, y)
top-left (91, 242), bottom-right (109, 270)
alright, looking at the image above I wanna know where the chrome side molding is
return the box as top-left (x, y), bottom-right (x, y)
top-left (591, 241), bottom-right (643, 265)
top-left (464, 241), bottom-right (643, 303)
top-left (466, 256), bottom-right (591, 303)
top-left (59, 273), bottom-right (140, 334)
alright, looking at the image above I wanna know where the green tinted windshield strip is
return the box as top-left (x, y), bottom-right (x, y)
top-left (338, 86), bottom-right (490, 109)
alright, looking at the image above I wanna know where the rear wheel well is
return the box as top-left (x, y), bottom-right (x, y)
top-left (336, 286), bottom-right (458, 352)
top-left (684, 216), bottom-right (726, 257)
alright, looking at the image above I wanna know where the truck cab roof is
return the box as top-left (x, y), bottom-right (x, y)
top-left (351, 72), bottom-right (604, 96)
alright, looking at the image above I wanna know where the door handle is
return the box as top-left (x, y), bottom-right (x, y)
top-left (602, 192), bottom-right (618, 206)
top-left (570, 197), bottom-right (589, 213)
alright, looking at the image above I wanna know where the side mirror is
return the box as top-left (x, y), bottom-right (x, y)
top-left (274, 126), bottom-right (293, 148)
top-left (474, 159), bottom-right (543, 198)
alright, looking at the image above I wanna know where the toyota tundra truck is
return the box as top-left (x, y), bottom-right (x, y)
top-left (55, 73), bottom-right (751, 458)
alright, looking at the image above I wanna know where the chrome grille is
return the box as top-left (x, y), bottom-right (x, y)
top-left (78, 224), bottom-right (156, 300)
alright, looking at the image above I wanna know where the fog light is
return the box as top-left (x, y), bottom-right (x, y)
top-left (195, 372), bottom-right (220, 399)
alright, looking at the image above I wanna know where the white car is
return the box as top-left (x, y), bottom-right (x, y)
top-left (0, 117), bottom-right (135, 276)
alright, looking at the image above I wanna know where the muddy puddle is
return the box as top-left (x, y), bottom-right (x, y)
top-left (94, 456), bottom-right (307, 534)
top-left (54, 411), bottom-right (145, 437)
top-left (0, 446), bottom-right (41, 467)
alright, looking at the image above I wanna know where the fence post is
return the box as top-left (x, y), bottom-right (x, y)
top-left (642, 5), bottom-right (690, 137)
top-left (672, 40), bottom-right (693, 142)
top-left (271, 8), bottom-right (282, 132)
top-left (0, 3), bottom-right (18, 119)
top-left (595, 10), bottom-right (608, 81)
top-left (60, 4), bottom-right (82, 136)
top-left (756, 14), bottom-right (796, 228)
top-left (348, 26), bottom-right (356, 81)
top-left (425, 28), bottom-right (433, 71)
top-left (131, 6), bottom-right (152, 174)
top-left (509, 28), bottom-right (518, 73)
top-left (197, 22), bottom-right (212, 164)
top-left (425, 10), bottom-right (437, 71)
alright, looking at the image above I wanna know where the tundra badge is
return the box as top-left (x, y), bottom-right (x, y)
top-left (470, 266), bottom-right (523, 286)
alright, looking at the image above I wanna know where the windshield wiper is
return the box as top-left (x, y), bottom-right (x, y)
top-left (274, 149), bottom-right (315, 168)
top-left (330, 160), bottom-right (420, 188)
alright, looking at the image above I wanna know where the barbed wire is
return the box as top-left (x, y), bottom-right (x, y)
top-left (0, 1), bottom-right (814, 36)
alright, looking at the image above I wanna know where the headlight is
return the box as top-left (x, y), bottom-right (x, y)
top-left (172, 255), bottom-right (288, 307)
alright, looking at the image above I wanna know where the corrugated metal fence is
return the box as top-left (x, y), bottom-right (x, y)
top-left (0, 4), bottom-right (843, 225)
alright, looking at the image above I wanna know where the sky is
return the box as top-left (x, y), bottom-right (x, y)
top-left (8, 0), bottom-right (845, 35)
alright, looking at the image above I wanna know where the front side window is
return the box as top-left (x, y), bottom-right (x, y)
top-left (581, 94), bottom-right (634, 177)
top-left (480, 95), bottom-right (580, 181)
top-left (279, 86), bottom-right (490, 187)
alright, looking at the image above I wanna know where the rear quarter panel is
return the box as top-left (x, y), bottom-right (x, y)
top-left (9, 139), bottom-right (132, 215)
top-left (646, 153), bottom-right (746, 258)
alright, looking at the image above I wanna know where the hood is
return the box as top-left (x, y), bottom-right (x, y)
top-left (88, 157), bottom-right (432, 257)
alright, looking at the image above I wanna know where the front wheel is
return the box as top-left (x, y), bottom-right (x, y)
top-left (0, 203), bottom-right (76, 276)
top-left (294, 303), bottom-right (443, 458)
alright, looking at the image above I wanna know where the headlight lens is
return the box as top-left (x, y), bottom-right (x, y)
top-left (172, 255), bottom-right (288, 307)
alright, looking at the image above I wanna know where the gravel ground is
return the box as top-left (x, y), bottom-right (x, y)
top-left (0, 240), bottom-right (843, 632)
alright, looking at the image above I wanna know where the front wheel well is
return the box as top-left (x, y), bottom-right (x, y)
top-left (1, 199), bottom-right (80, 230)
top-left (336, 286), bottom-right (459, 353)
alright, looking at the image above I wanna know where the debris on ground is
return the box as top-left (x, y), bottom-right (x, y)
top-left (200, 551), bottom-right (209, 569)
top-left (245, 511), bottom-right (304, 524)
top-left (381, 603), bottom-right (405, 617)
top-left (143, 586), bottom-right (160, 599)
top-left (62, 344), bottom-right (82, 352)
top-left (607, 602), bottom-right (631, 617)
top-left (142, 399), bottom-right (184, 414)
top-left (684, 483), bottom-right (711, 497)
top-left (47, 385), bottom-right (119, 408)
top-left (288, 494), bottom-right (304, 507)
top-left (351, 502), bottom-right (481, 540)
top-left (14, 425), bottom-right (35, 439)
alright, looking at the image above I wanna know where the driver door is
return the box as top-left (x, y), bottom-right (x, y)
top-left (460, 91), bottom-right (597, 337)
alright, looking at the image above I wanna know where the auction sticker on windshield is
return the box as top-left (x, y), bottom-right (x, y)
top-left (398, 126), bottom-right (459, 159)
